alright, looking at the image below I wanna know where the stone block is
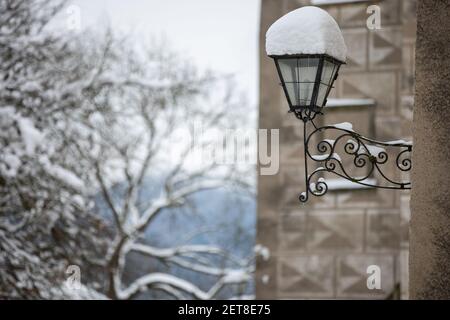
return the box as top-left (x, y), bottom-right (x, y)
top-left (278, 254), bottom-right (334, 298)
top-left (366, 211), bottom-right (401, 252)
top-left (280, 211), bottom-right (307, 250)
top-left (336, 254), bottom-right (395, 298)
top-left (306, 210), bottom-right (364, 252)
top-left (369, 27), bottom-right (403, 70)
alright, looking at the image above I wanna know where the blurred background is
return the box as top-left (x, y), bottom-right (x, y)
top-left (0, 0), bottom-right (415, 299)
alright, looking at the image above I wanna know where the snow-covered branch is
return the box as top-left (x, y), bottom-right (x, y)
top-left (129, 243), bottom-right (251, 276)
top-left (118, 270), bottom-right (251, 300)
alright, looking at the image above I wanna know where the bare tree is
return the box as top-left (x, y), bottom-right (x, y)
top-left (73, 35), bottom-right (257, 299)
top-left (0, 0), bottom-right (258, 299)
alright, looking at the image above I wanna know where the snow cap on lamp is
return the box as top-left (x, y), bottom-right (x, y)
top-left (265, 6), bottom-right (347, 63)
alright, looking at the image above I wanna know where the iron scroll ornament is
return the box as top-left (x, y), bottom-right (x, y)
top-left (299, 118), bottom-right (412, 203)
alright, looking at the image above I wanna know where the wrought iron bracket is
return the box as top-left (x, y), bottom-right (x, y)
top-left (299, 118), bottom-right (412, 203)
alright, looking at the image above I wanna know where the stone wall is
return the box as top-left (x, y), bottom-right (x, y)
top-left (256, 0), bottom-right (416, 299)
top-left (410, 0), bottom-right (450, 299)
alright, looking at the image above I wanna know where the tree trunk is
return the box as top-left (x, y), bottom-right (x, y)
top-left (410, 0), bottom-right (450, 299)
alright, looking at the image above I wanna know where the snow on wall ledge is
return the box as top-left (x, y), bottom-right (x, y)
top-left (265, 6), bottom-right (347, 63)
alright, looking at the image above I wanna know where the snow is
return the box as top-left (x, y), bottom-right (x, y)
top-left (311, 152), bottom-right (341, 161)
top-left (254, 244), bottom-right (270, 261)
top-left (20, 81), bottom-right (42, 93)
top-left (0, 109), bottom-right (46, 177)
top-left (40, 158), bottom-right (85, 191)
top-left (332, 122), bottom-right (354, 131)
top-left (325, 178), bottom-right (377, 191)
top-left (332, 153), bottom-right (342, 162)
top-left (364, 145), bottom-right (386, 157)
top-left (326, 98), bottom-right (375, 108)
top-left (49, 165), bottom-right (84, 190)
top-left (2, 154), bottom-right (21, 177)
top-left (311, 154), bottom-right (329, 161)
top-left (131, 243), bottom-right (226, 259)
top-left (311, 0), bottom-right (369, 5)
top-left (266, 6), bottom-right (347, 62)
top-left (222, 270), bottom-right (251, 284)
top-left (119, 272), bottom-right (208, 299)
top-left (129, 243), bottom-right (251, 279)
top-left (60, 283), bottom-right (108, 300)
top-left (385, 139), bottom-right (413, 146)
top-left (261, 274), bottom-right (270, 285)
top-left (346, 139), bottom-right (389, 156)
top-left (17, 117), bottom-right (44, 155)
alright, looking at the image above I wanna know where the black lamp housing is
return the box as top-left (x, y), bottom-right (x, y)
top-left (270, 54), bottom-right (344, 120)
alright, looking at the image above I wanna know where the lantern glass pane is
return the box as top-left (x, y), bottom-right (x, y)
top-left (278, 57), bottom-right (319, 107)
top-left (316, 84), bottom-right (329, 107)
top-left (298, 58), bottom-right (318, 105)
top-left (321, 60), bottom-right (337, 85)
top-left (284, 83), bottom-right (297, 106)
top-left (278, 59), bottom-right (297, 83)
top-left (278, 59), bottom-right (299, 105)
top-left (317, 60), bottom-right (339, 107)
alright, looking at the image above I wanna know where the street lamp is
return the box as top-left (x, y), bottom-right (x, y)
top-left (266, 6), bottom-right (412, 203)
top-left (266, 6), bottom-right (347, 121)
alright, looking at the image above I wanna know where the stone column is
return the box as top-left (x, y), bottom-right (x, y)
top-left (410, 0), bottom-right (450, 299)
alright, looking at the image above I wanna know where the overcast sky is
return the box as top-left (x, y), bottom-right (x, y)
top-left (69, 0), bottom-right (261, 106)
